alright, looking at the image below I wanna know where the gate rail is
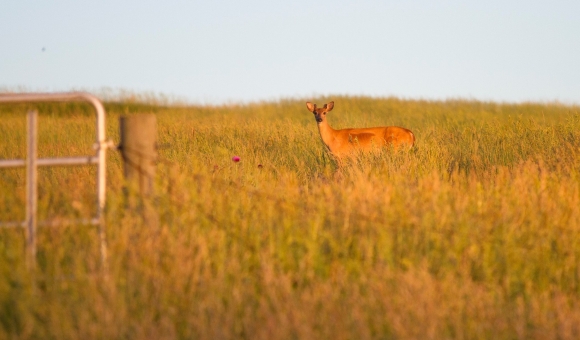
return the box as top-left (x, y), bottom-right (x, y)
top-left (0, 92), bottom-right (110, 268)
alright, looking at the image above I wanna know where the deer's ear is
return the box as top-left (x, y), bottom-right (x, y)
top-left (325, 101), bottom-right (334, 112)
top-left (306, 102), bottom-right (316, 112)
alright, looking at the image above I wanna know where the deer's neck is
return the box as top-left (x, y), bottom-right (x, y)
top-left (317, 120), bottom-right (338, 152)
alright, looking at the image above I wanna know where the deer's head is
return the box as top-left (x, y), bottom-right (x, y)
top-left (306, 101), bottom-right (334, 124)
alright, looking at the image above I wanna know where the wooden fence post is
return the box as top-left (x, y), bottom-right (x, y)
top-left (119, 115), bottom-right (158, 226)
top-left (119, 115), bottom-right (157, 196)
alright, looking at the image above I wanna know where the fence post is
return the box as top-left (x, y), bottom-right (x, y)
top-left (119, 115), bottom-right (158, 226)
top-left (119, 115), bottom-right (157, 195)
top-left (26, 110), bottom-right (38, 270)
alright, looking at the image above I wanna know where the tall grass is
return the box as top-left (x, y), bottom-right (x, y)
top-left (1, 96), bottom-right (580, 339)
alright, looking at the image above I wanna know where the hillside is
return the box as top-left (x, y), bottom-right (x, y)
top-left (1, 96), bottom-right (580, 339)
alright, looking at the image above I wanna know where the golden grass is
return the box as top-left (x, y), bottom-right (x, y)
top-left (1, 96), bottom-right (580, 339)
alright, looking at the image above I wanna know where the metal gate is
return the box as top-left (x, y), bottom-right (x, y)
top-left (0, 92), bottom-right (111, 268)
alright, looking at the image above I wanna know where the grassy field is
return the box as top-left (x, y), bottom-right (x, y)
top-left (1, 96), bottom-right (580, 339)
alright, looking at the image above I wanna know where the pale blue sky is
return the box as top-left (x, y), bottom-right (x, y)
top-left (1, 1), bottom-right (579, 104)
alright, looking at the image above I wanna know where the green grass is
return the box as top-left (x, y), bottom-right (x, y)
top-left (1, 96), bottom-right (580, 339)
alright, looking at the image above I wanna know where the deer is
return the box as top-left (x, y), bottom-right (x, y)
top-left (306, 101), bottom-right (415, 159)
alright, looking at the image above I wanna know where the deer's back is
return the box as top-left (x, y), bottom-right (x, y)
top-left (336, 126), bottom-right (414, 150)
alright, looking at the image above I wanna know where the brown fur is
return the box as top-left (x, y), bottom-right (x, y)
top-left (306, 101), bottom-right (415, 158)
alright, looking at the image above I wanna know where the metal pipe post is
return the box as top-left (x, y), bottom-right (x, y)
top-left (26, 110), bottom-right (38, 269)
